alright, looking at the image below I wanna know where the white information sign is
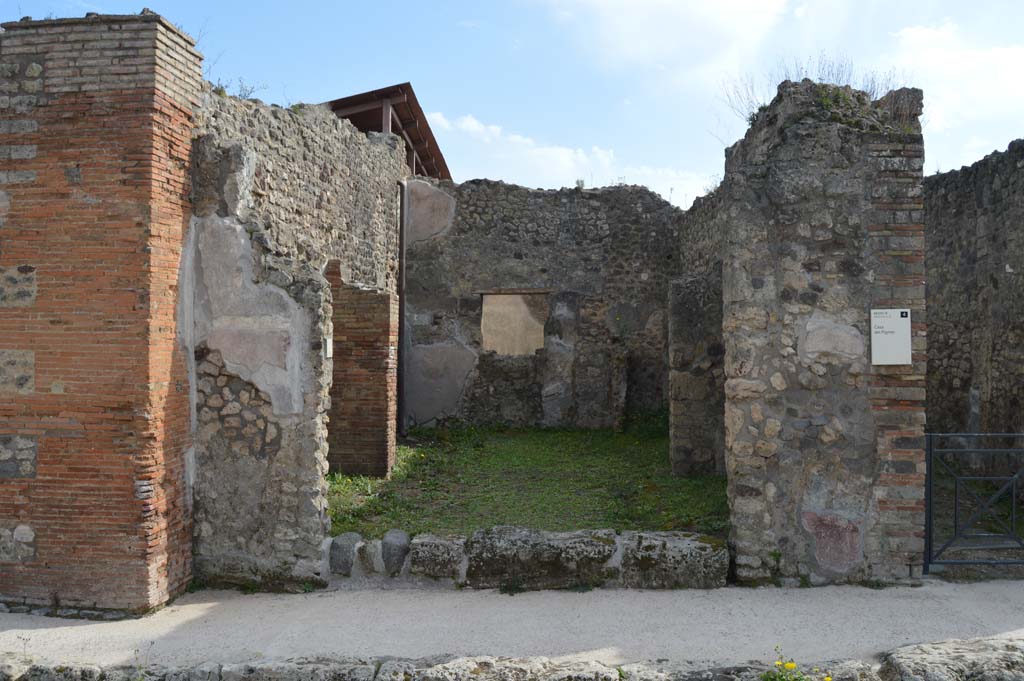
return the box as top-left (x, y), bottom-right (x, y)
top-left (870, 309), bottom-right (912, 365)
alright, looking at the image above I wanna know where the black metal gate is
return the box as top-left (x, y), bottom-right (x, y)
top-left (925, 433), bottom-right (1024, 573)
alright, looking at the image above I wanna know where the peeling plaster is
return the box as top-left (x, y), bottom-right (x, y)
top-left (190, 215), bottom-right (311, 416)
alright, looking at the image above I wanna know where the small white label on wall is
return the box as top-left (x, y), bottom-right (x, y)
top-left (870, 309), bottom-right (912, 365)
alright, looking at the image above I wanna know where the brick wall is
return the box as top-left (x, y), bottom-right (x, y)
top-left (327, 262), bottom-right (398, 476)
top-left (0, 13), bottom-right (201, 611)
top-left (862, 126), bottom-right (928, 580)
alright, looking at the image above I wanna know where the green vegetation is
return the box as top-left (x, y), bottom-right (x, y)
top-left (747, 103), bottom-right (768, 125)
top-left (761, 648), bottom-right (832, 681)
top-left (327, 414), bottom-right (729, 539)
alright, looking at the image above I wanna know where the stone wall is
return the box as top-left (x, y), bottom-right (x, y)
top-left (0, 13), bottom-right (200, 611)
top-left (328, 525), bottom-right (728, 590)
top-left (404, 179), bottom-right (720, 430)
top-left (669, 259), bottom-right (725, 475)
top-left (184, 89), bottom-right (406, 585)
top-left (925, 140), bottom-right (1024, 434)
top-left (719, 81), bottom-right (927, 584)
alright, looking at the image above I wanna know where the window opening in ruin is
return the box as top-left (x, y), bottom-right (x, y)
top-left (480, 291), bottom-right (549, 356)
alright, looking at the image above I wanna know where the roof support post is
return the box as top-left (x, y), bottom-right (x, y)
top-left (381, 98), bottom-right (392, 133)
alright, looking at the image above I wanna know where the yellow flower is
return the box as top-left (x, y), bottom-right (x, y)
top-left (824, 677), bottom-right (832, 681)
top-left (785, 663), bottom-right (797, 670)
top-left (775, 661), bottom-right (783, 667)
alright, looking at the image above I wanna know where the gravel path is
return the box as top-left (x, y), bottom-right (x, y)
top-left (2, 580), bottom-right (1024, 668)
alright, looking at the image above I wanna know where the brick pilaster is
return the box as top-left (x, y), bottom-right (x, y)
top-left (326, 263), bottom-right (399, 477)
top-left (864, 135), bottom-right (928, 579)
top-left (0, 12), bottom-right (201, 611)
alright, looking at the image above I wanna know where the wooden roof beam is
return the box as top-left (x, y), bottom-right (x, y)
top-left (331, 93), bottom-right (407, 118)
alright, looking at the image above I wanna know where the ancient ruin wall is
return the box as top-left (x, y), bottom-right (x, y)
top-left (186, 90), bottom-right (406, 586)
top-left (0, 14), bottom-right (201, 610)
top-left (720, 81), bottom-right (926, 584)
top-left (925, 140), bottom-right (1024, 434)
top-left (667, 190), bottom-right (730, 476)
top-left (669, 258), bottom-right (725, 476)
top-left (404, 180), bottom-right (720, 429)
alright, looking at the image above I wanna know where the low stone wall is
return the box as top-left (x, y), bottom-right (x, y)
top-left (4, 634), bottom-right (1024, 681)
top-left (327, 525), bottom-right (728, 590)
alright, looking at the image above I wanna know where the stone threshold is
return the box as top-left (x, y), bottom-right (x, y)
top-left (328, 525), bottom-right (729, 590)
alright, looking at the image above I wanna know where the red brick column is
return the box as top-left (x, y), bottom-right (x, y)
top-left (0, 13), bottom-right (201, 611)
top-left (864, 133), bottom-right (928, 579)
top-left (326, 263), bottom-right (398, 477)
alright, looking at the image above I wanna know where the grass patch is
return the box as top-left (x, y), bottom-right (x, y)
top-left (327, 414), bottom-right (729, 538)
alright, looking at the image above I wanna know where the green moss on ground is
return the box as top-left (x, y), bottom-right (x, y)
top-left (327, 414), bottom-right (729, 539)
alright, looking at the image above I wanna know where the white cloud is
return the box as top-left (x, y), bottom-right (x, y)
top-left (545, 0), bottom-right (789, 83)
top-left (886, 20), bottom-right (1024, 135)
top-left (454, 114), bottom-right (504, 143)
top-left (879, 19), bottom-right (1024, 170)
top-left (431, 111), bottom-right (711, 207)
top-left (426, 111), bottom-right (452, 131)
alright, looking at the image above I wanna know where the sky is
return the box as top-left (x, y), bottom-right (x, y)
top-left (8, 0), bottom-right (1024, 208)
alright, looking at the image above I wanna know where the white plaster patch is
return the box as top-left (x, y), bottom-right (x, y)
top-left (406, 340), bottom-right (477, 426)
top-left (191, 215), bottom-right (311, 416)
top-left (406, 179), bottom-right (456, 245)
top-left (799, 311), bottom-right (865, 364)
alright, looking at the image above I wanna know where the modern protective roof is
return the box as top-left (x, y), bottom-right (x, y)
top-left (325, 83), bottom-right (451, 181)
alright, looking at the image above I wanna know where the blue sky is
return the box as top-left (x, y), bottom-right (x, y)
top-left (9, 0), bottom-right (1024, 207)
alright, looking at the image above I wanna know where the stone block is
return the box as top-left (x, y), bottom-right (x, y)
top-left (799, 312), bottom-right (865, 364)
top-left (619, 532), bottom-right (728, 589)
top-left (329, 532), bottom-right (361, 576)
top-left (381, 529), bottom-right (410, 577)
top-left (409, 534), bottom-right (465, 580)
top-left (465, 526), bottom-right (618, 590)
top-left (0, 349), bottom-right (33, 394)
top-left (0, 265), bottom-right (37, 307)
top-left (357, 539), bottom-right (385, 574)
top-left (724, 378), bottom-right (766, 400)
top-left (0, 434), bottom-right (37, 478)
top-left (0, 170), bottom-right (35, 184)
top-left (0, 524), bottom-right (36, 562)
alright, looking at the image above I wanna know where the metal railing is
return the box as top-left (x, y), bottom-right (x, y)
top-left (925, 433), bottom-right (1024, 573)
